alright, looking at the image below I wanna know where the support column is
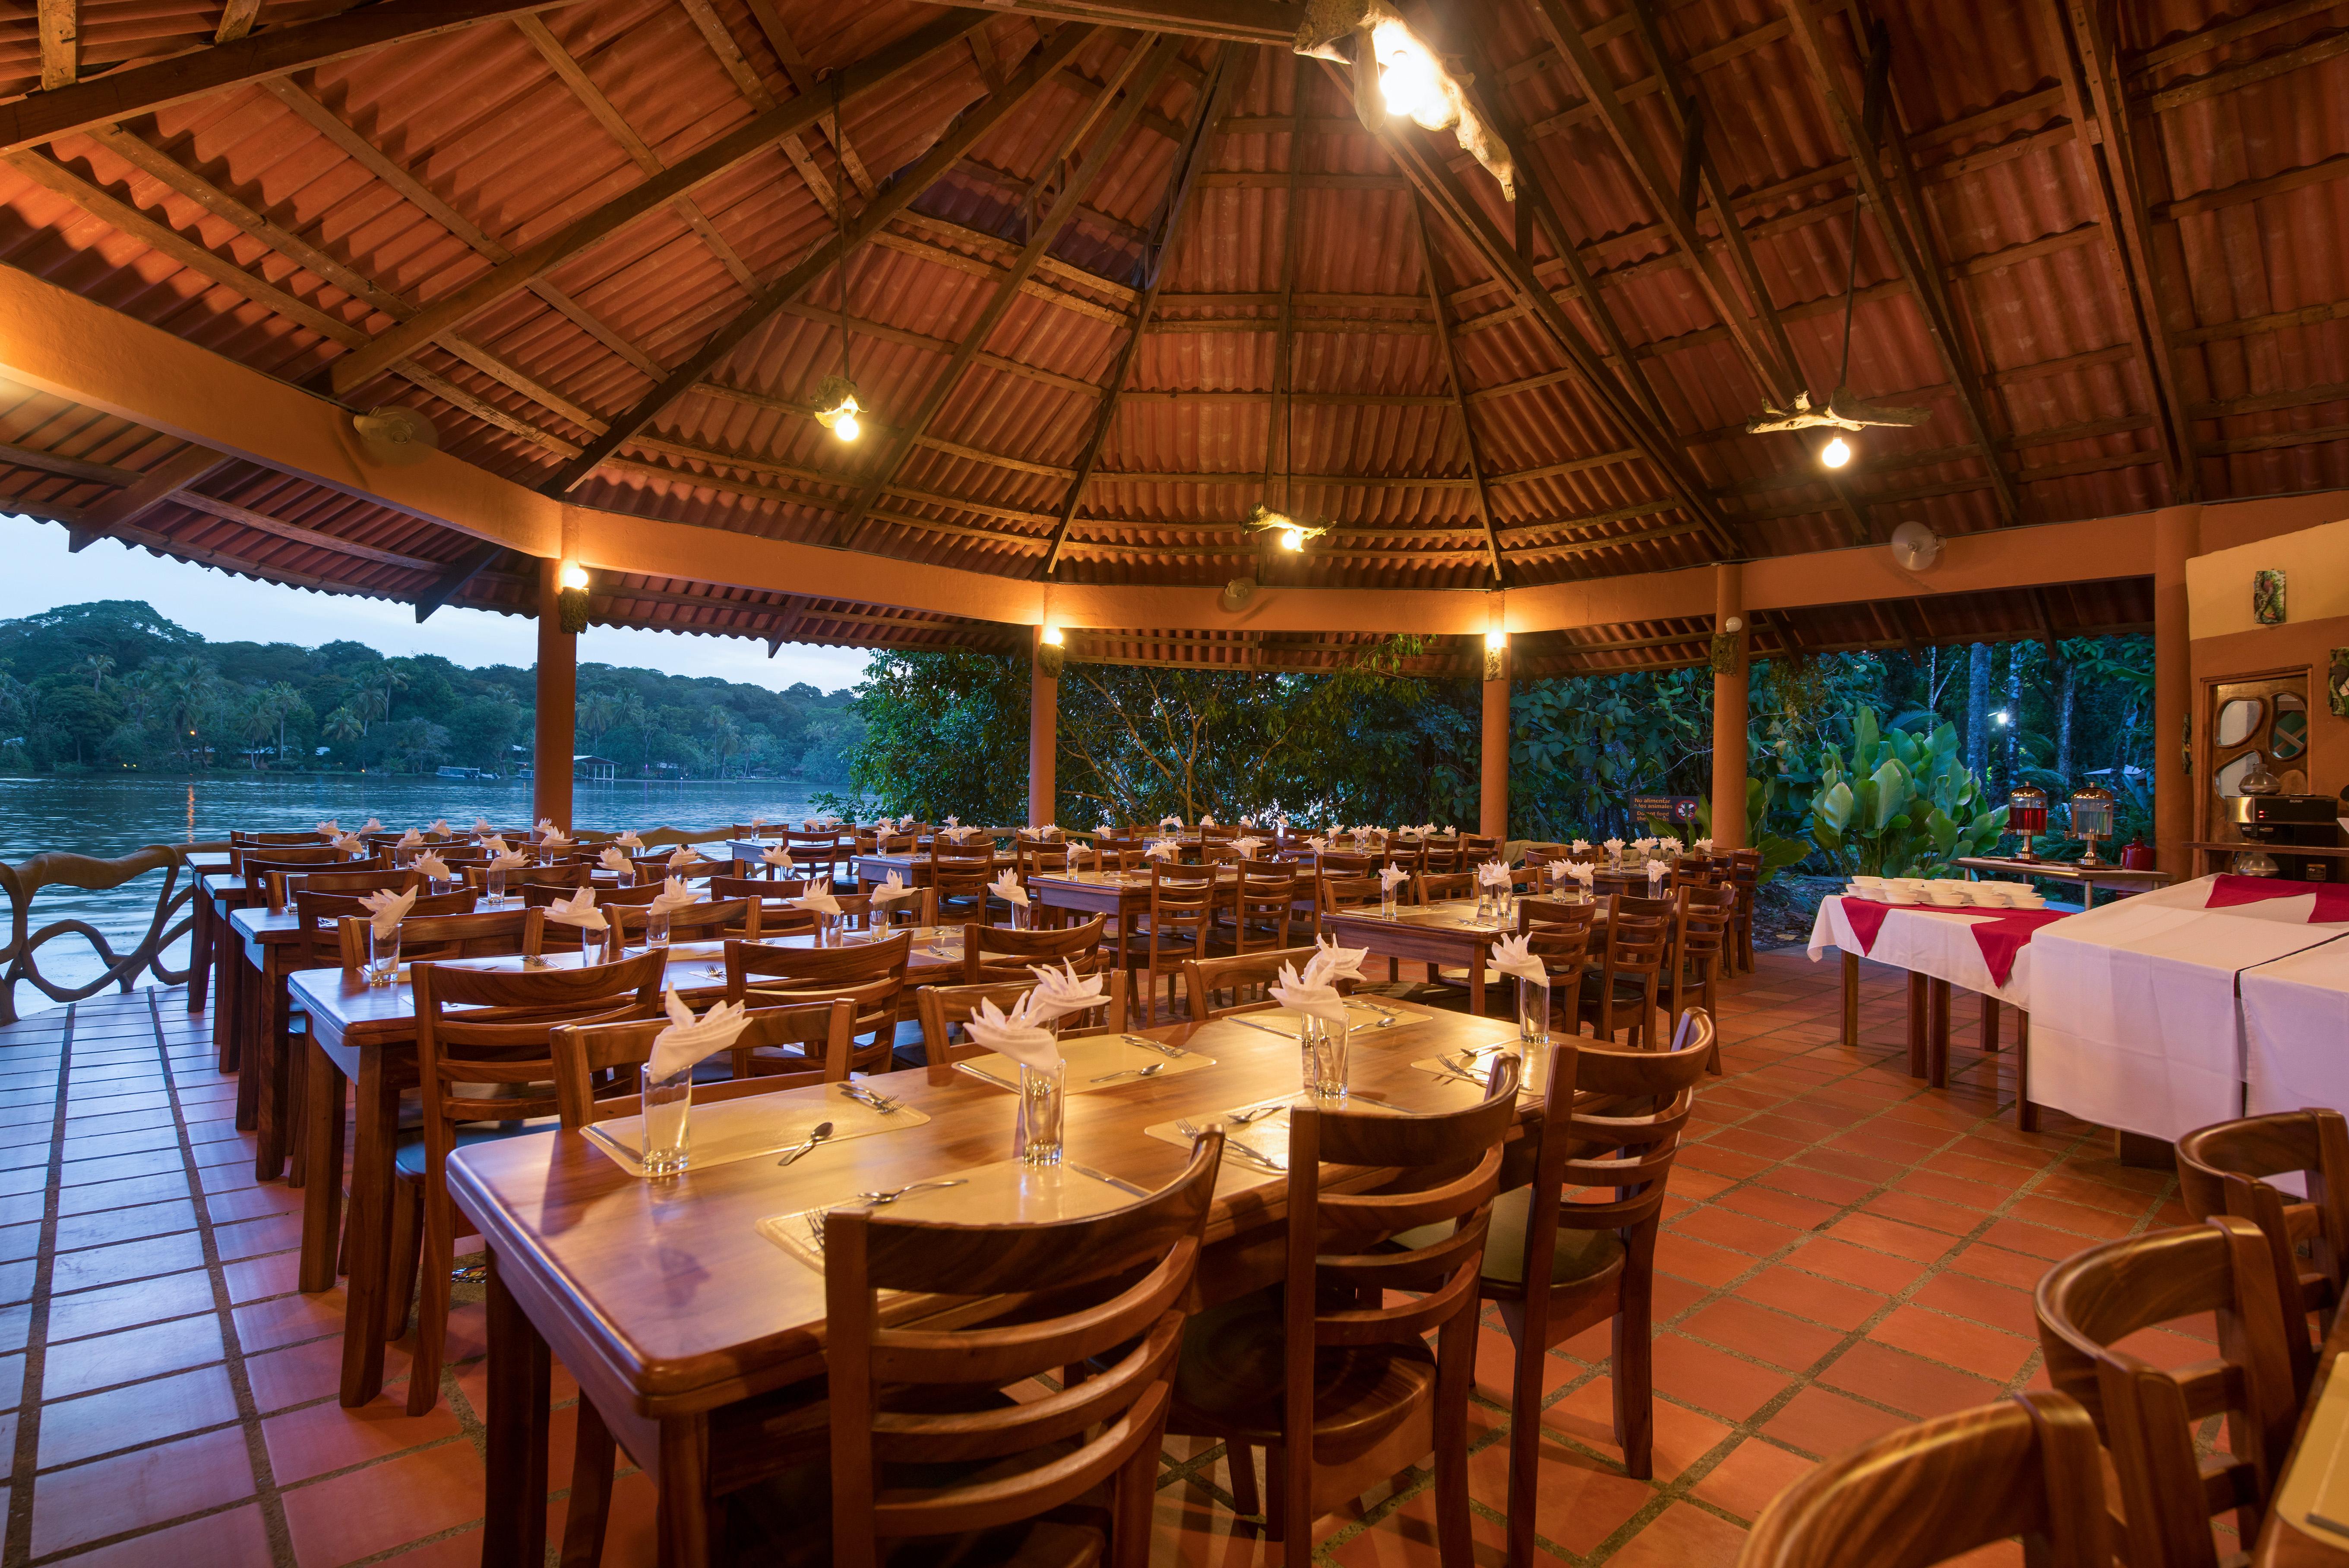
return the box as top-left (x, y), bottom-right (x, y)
top-left (532, 556), bottom-right (576, 831)
top-left (1711, 562), bottom-right (1750, 850)
top-left (1480, 636), bottom-right (1509, 839)
top-left (2152, 504), bottom-right (2200, 876)
top-left (1030, 627), bottom-right (1059, 828)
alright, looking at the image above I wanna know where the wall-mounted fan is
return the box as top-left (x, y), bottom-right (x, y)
top-left (352, 406), bottom-right (439, 467)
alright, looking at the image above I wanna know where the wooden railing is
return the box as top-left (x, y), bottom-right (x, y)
top-left (0, 841), bottom-right (228, 1026)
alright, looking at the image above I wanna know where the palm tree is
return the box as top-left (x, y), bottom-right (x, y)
top-left (238, 694), bottom-right (275, 770)
top-left (322, 706), bottom-right (364, 747)
top-left (378, 664), bottom-right (409, 727)
top-left (160, 655), bottom-right (219, 770)
top-left (579, 690), bottom-right (618, 748)
top-left (79, 653), bottom-right (114, 693)
top-left (707, 707), bottom-right (742, 778)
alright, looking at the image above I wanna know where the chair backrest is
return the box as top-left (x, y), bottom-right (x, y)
top-left (2033, 1215), bottom-right (2301, 1568)
top-left (1459, 834), bottom-right (1500, 857)
top-left (783, 830), bottom-right (842, 876)
top-left (334, 907), bottom-right (544, 970)
top-left (1523, 910), bottom-right (1597, 977)
top-left (1518, 897), bottom-right (1597, 937)
top-left (292, 888), bottom-right (476, 966)
top-left (725, 932), bottom-right (912, 1072)
top-left (285, 867), bottom-right (421, 902)
top-left (1317, 873), bottom-right (1382, 916)
top-left (510, 863), bottom-right (594, 893)
top-left (1145, 861), bottom-right (1218, 943)
top-left (1316, 850), bottom-right (1374, 876)
top-left (707, 874), bottom-right (823, 932)
top-left (1232, 868), bottom-right (1298, 952)
top-left (234, 830), bottom-right (327, 846)
top-left (1602, 893), bottom-right (1675, 978)
top-left (235, 843), bottom-right (352, 878)
top-left (915, 978), bottom-right (1126, 1084)
top-left (1676, 882), bottom-right (1736, 959)
top-left (246, 851), bottom-right (382, 909)
top-left (1415, 869), bottom-right (1474, 905)
top-left (824, 1129), bottom-right (1223, 1568)
top-left (1671, 854), bottom-right (1724, 888)
top-left (1739, 1391), bottom-right (2111, 1568)
top-left (2175, 1106), bottom-right (2349, 1397)
top-left (963, 915), bottom-right (1108, 983)
top-left (1180, 945), bottom-right (1325, 1019)
top-left (607, 897), bottom-right (760, 944)
top-left (550, 998), bottom-right (854, 1127)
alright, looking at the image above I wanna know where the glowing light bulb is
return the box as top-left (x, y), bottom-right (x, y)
top-left (558, 562), bottom-right (589, 591)
top-left (1821, 436), bottom-right (1853, 469)
top-left (1040, 625), bottom-right (1064, 647)
top-left (1484, 629), bottom-right (1508, 651)
top-left (831, 411), bottom-right (860, 443)
top-left (1374, 21), bottom-right (1449, 131)
top-left (1279, 527), bottom-right (1306, 552)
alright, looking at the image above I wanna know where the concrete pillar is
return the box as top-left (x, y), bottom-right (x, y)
top-left (532, 556), bottom-right (576, 831)
top-left (1029, 627), bottom-right (1058, 828)
top-left (1480, 637), bottom-right (1509, 839)
top-left (1711, 562), bottom-right (1750, 850)
top-left (2152, 504), bottom-right (2200, 876)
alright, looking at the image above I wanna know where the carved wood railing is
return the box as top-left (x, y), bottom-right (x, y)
top-left (0, 841), bottom-right (227, 1026)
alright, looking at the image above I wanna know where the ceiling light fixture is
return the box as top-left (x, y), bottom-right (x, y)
top-left (558, 562), bottom-right (590, 591)
top-left (1294, 0), bottom-right (1516, 200)
top-left (1821, 436), bottom-right (1853, 468)
top-left (811, 75), bottom-right (863, 444)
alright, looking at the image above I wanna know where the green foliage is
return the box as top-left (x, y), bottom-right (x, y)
top-left (1509, 671), bottom-right (1712, 841)
top-left (845, 650), bottom-right (1031, 823)
top-left (1805, 707), bottom-right (2008, 876)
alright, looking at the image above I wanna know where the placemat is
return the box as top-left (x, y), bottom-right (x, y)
top-left (1207, 999), bottom-right (1428, 1042)
top-left (757, 1158), bottom-right (1151, 1274)
top-left (1141, 1094), bottom-right (1407, 1182)
top-left (582, 1079), bottom-right (930, 1178)
top-left (953, 1033), bottom-right (1217, 1094)
top-left (1410, 1040), bottom-right (1548, 1099)
top-left (2277, 1362), bottom-right (2349, 1540)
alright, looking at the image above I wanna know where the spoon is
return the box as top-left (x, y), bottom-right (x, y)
top-left (857, 1178), bottom-right (968, 1205)
top-left (775, 1121), bottom-right (836, 1166)
top-left (1090, 1062), bottom-right (1168, 1084)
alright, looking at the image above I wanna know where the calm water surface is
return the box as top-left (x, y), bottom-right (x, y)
top-left (0, 774), bottom-right (834, 1012)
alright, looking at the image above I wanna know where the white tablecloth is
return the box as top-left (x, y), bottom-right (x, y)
top-left (2244, 943), bottom-right (2349, 1120)
top-left (2029, 875), bottom-right (2349, 1141)
top-left (1804, 896), bottom-right (2036, 1008)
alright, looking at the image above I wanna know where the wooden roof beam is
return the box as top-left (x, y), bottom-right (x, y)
top-left (831, 33), bottom-right (1188, 549)
top-left (914, 0), bottom-right (1295, 46)
top-left (1411, 199), bottom-right (1502, 584)
top-left (67, 443), bottom-right (233, 550)
top-left (1043, 43), bottom-right (1242, 576)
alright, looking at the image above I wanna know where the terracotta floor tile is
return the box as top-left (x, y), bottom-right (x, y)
top-left (1678, 1298), bottom-right (1848, 1372)
top-left (1689, 1437), bottom-right (1818, 1522)
top-left (1712, 1184), bottom-right (1841, 1230)
top-left (1858, 1189), bottom-right (1989, 1238)
top-left (47, 1268), bottom-right (216, 1343)
top-left (1868, 1306), bottom-right (2037, 1382)
top-left (262, 1399), bottom-right (469, 1484)
top-left (1600, 1501), bottom-right (1748, 1568)
top-left (281, 1435), bottom-right (488, 1565)
top-left (51, 1198), bottom-right (196, 1254)
top-left (1782, 1236), bottom-right (1930, 1296)
top-left (42, 1314), bottom-right (224, 1400)
top-left (35, 1503), bottom-right (272, 1568)
top-left (1671, 1206), bottom-right (1804, 1258)
top-left (1648, 1335), bottom-right (1796, 1420)
top-left (1818, 1340), bottom-right (2002, 1419)
top-left (47, 1231), bottom-right (207, 1295)
top-left (1910, 1271), bottom-right (2041, 1337)
top-left (1737, 1266), bottom-right (1888, 1331)
top-left (1464, 1427), bottom-right (1652, 1556)
top-left (1976, 1216), bottom-right (2096, 1262)
top-left (1750, 1164), bottom-right (1877, 1208)
top-left (1892, 1170), bottom-right (2011, 1211)
top-left (1653, 1232), bottom-right (1759, 1288)
top-left (233, 1287), bottom-right (352, 1353)
top-left (2005, 1193), bottom-right (2142, 1239)
top-left (1540, 1375), bottom-right (1735, 1481)
top-left (247, 1335), bottom-right (409, 1413)
top-left (1761, 1385), bottom-right (1913, 1459)
top-left (38, 1364), bottom-right (240, 1468)
top-left (29, 1426), bottom-right (255, 1557)
top-left (1947, 1242), bottom-right (2058, 1291)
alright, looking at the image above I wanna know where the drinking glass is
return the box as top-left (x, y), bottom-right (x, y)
top-left (367, 922), bottom-right (401, 987)
top-left (1300, 1013), bottom-right (1349, 1099)
top-left (1015, 1061), bottom-right (1065, 1167)
top-left (1474, 888), bottom-right (1493, 923)
top-left (638, 1063), bottom-right (691, 1176)
top-left (486, 867), bottom-right (506, 903)
top-left (1380, 887), bottom-right (1399, 920)
top-left (1011, 901), bottom-right (1032, 931)
top-left (617, 866), bottom-right (636, 889)
top-left (1516, 975), bottom-right (1551, 1047)
top-left (646, 909), bottom-right (671, 949)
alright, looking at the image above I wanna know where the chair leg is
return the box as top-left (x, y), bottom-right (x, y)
top-left (407, 1176), bottom-right (456, 1416)
top-left (382, 1177), bottom-right (422, 1342)
top-left (1227, 1441), bottom-right (1261, 1520)
top-left (560, 1392), bottom-right (618, 1568)
top-left (1432, 1312), bottom-right (1477, 1568)
top-left (1268, 1441), bottom-right (1296, 1549)
top-left (1505, 1316), bottom-right (1546, 1568)
top-left (1110, 1426), bottom-right (1160, 1568)
top-left (1614, 1234), bottom-right (1658, 1479)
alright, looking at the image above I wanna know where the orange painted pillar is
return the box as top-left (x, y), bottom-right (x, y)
top-left (1711, 562), bottom-right (1750, 850)
top-left (2152, 504), bottom-right (2200, 876)
top-left (1029, 627), bottom-right (1058, 828)
top-left (533, 556), bottom-right (576, 831)
top-left (1480, 637), bottom-right (1509, 839)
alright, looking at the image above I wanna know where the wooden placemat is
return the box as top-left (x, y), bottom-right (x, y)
top-left (757, 1158), bottom-right (1152, 1273)
top-left (582, 1080), bottom-right (930, 1178)
top-left (1141, 1094), bottom-right (1408, 1183)
top-left (2277, 1359), bottom-right (2349, 1540)
top-left (953, 1033), bottom-right (1217, 1094)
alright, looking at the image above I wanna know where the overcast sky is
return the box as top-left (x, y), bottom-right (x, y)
top-left (0, 514), bottom-right (873, 692)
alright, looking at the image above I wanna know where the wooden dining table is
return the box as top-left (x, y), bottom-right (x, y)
top-left (2254, 1300), bottom-right (2349, 1565)
top-left (447, 995), bottom-right (1532, 1566)
top-left (290, 920), bottom-right (970, 1407)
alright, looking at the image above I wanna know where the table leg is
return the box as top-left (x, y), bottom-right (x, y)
top-left (253, 958), bottom-right (289, 1181)
top-left (339, 1053), bottom-right (398, 1406)
top-left (1979, 993), bottom-right (2001, 1053)
top-left (1906, 972), bottom-right (1927, 1078)
top-left (218, 918), bottom-right (247, 1080)
top-left (1840, 952), bottom-right (1859, 1050)
top-left (657, 1416), bottom-right (715, 1568)
top-left (1468, 948), bottom-right (1485, 1020)
top-left (482, 1253), bottom-right (551, 1568)
top-left (2015, 1012), bottom-right (2037, 1132)
top-left (1927, 979), bottom-right (1950, 1090)
top-left (300, 1039), bottom-right (348, 1293)
top-left (188, 887), bottom-right (212, 1013)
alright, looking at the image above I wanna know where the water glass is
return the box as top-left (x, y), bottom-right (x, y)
top-left (1516, 975), bottom-right (1551, 1047)
top-left (367, 922), bottom-right (401, 987)
top-left (1011, 901), bottom-right (1032, 930)
top-left (486, 867), bottom-right (506, 903)
top-left (1474, 888), bottom-right (1493, 923)
top-left (638, 1063), bottom-right (692, 1176)
top-left (617, 866), bottom-right (636, 889)
top-left (1300, 1014), bottom-right (1350, 1099)
top-left (1379, 889), bottom-right (1398, 920)
top-left (646, 909), bottom-right (671, 950)
top-left (1015, 1061), bottom-right (1066, 1167)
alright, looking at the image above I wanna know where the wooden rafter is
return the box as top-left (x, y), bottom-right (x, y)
top-left (413, 541), bottom-right (508, 623)
top-left (1264, 54), bottom-right (1306, 558)
top-left (2038, 0), bottom-right (2201, 500)
top-left (1780, 0), bottom-right (2020, 529)
top-left (831, 34), bottom-right (1189, 549)
top-left (212, 0), bottom-right (261, 43)
top-left (1041, 42), bottom-right (1242, 576)
top-left (38, 0), bottom-right (78, 90)
top-left (1411, 200), bottom-right (1502, 583)
top-left (168, 492), bottom-right (441, 571)
top-left (67, 445), bottom-right (233, 550)
top-left (326, 10), bottom-right (989, 395)
top-left (915, 0), bottom-right (1293, 46)
top-left (741, 1), bottom-right (877, 196)
top-left (546, 25), bottom-right (1100, 495)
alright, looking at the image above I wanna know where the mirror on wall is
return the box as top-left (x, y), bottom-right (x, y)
top-left (2216, 697), bottom-right (2266, 747)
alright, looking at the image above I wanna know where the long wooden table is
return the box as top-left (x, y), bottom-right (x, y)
top-left (290, 924), bottom-right (970, 1407)
top-left (1321, 897), bottom-right (1528, 1016)
top-left (2256, 1291), bottom-right (2349, 1565)
top-left (447, 997), bottom-right (1526, 1565)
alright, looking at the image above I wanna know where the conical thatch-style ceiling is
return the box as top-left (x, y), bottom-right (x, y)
top-left (0, 0), bottom-right (2324, 666)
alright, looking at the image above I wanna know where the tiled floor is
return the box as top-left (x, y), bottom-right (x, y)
top-left (0, 952), bottom-right (2188, 1566)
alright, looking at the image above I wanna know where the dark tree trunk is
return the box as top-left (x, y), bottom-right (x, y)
top-left (1964, 643), bottom-right (1992, 777)
top-left (2054, 656), bottom-right (2077, 790)
top-left (2002, 648), bottom-right (2023, 787)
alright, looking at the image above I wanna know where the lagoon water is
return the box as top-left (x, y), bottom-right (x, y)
top-left (0, 773), bottom-right (835, 1012)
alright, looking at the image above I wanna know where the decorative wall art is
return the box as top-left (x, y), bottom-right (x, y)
top-left (2254, 569), bottom-right (2288, 626)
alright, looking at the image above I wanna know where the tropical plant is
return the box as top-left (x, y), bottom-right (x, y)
top-left (78, 653), bottom-right (114, 693)
top-left (1692, 777), bottom-right (1813, 884)
top-left (1805, 707), bottom-right (2008, 876)
top-left (321, 705), bottom-right (365, 745)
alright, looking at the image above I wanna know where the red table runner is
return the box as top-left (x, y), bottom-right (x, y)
top-left (2205, 874), bottom-right (2349, 923)
top-left (1836, 898), bottom-right (2071, 986)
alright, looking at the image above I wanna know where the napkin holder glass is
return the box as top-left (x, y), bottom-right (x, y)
top-left (639, 1063), bottom-right (691, 1176)
top-left (366, 921), bottom-right (401, 987)
top-left (1009, 900), bottom-right (1033, 931)
top-left (486, 867), bottom-right (507, 902)
top-left (1380, 884), bottom-right (1400, 920)
top-left (616, 865), bottom-right (637, 889)
top-left (1300, 1013), bottom-right (1350, 1099)
top-left (645, 909), bottom-right (671, 949)
top-left (1516, 974), bottom-right (1550, 1046)
top-left (1015, 1056), bottom-right (1065, 1167)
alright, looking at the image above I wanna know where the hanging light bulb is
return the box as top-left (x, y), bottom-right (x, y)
top-left (1373, 19), bottom-right (1448, 131)
top-left (813, 375), bottom-right (861, 443)
top-left (1280, 526), bottom-right (1306, 552)
top-left (1821, 435), bottom-right (1853, 468)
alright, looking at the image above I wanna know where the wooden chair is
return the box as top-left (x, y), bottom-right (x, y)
top-left (1726, 849), bottom-right (1762, 975)
top-left (1179, 945), bottom-right (1324, 1020)
top-left (606, 896), bottom-right (761, 946)
top-left (1672, 883), bottom-right (1736, 1072)
top-left (1129, 862), bottom-right (1218, 1024)
top-left (2176, 1107), bottom-right (2349, 1397)
top-left (915, 978), bottom-right (1127, 1085)
top-left (1580, 894), bottom-right (1672, 1048)
top-left (1518, 902), bottom-right (1599, 1033)
top-left (281, 865), bottom-right (420, 904)
top-left (397, 951), bottom-right (666, 1413)
top-left (2033, 1215), bottom-right (2302, 1568)
top-left (1459, 834), bottom-right (1501, 859)
top-left (962, 915), bottom-right (1107, 982)
top-left (550, 998), bottom-right (854, 1127)
top-left (1416, 1016), bottom-right (1711, 1566)
top-left (1213, 866), bottom-right (1297, 958)
top-left (1315, 849), bottom-right (1374, 877)
top-left (723, 933), bottom-right (911, 1077)
top-left (1414, 869), bottom-right (1476, 906)
top-left (708, 874), bottom-right (823, 935)
top-left (291, 887), bottom-right (473, 967)
top-left (333, 907), bottom-right (544, 970)
top-left (1739, 1391), bottom-right (2112, 1568)
top-left (244, 851), bottom-right (383, 911)
top-left (233, 830), bottom-right (326, 847)
top-left (1167, 1056), bottom-right (1521, 1565)
top-left (781, 829), bottom-right (842, 882)
top-left (931, 847), bottom-right (996, 922)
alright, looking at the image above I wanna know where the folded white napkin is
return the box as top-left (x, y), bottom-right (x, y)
top-left (990, 869), bottom-right (1028, 908)
top-left (1477, 859), bottom-right (1513, 888)
top-left (487, 847), bottom-right (529, 872)
top-left (536, 818), bottom-right (555, 835)
top-left (791, 876), bottom-right (841, 918)
top-left (546, 886), bottom-right (607, 932)
top-left (332, 832), bottom-right (363, 854)
top-left (1270, 953), bottom-right (1348, 1027)
top-left (316, 819), bottom-right (338, 837)
top-left (1661, 837), bottom-right (1684, 856)
top-left (1569, 864), bottom-right (1597, 890)
top-left (1232, 837), bottom-right (1266, 860)
top-left (869, 870), bottom-right (913, 906)
top-left (481, 835), bottom-right (509, 857)
top-left (1420, 822), bottom-right (1437, 837)
top-left (1160, 815), bottom-right (1181, 830)
top-left (945, 816), bottom-right (961, 828)
top-left (1545, 858), bottom-right (1573, 883)
top-left (1314, 936), bottom-right (1369, 982)
top-left (1380, 864), bottom-right (1410, 894)
top-left (1241, 815), bottom-right (1258, 828)
top-left (542, 826), bottom-right (571, 849)
top-left (1306, 835), bottom-right (1331, 854)
top-left (761, 844), bottom-right (795, 871)
top-left (1572, 839), bottom-right (1590, 854)
top-left (361, 818), bottom-right (383, 833)
top-left (1695, 838), bottom-right (1714, 854)
top-left (749, 817), bottom-right (766, 832)
top-left (1200, 815), bottom-right (1215, 828)
top-left (600, 846), bottom-right (633, 873)
top-left (395, 829), bottom-right (424, 851)
top-left (1647, 863), bottom-right (1669, 888)
top-left (615, 830), bottom-right (644, 850)
top-left (357, 886), bottom-right (415, 938)
top-left (474, 818), bottom-right (494, 835)
top-left (415, 852), bottom-right (453, 883)
top-left (1037, 823), bottom-right (1060, 839)
top-left (803, 818), bottom-right (819, 830)
top-left (667, 844), bottom-right (702, 869)
top-left (1603, 838), bottom-right (1625, 857)
top-left (646, 988), bottom-right (752, 1081)
top-left (646, 876), bottom-right (702, 917)
top-left (1491, 932), bottom-right (1548, 986)
top-left (1145, 839), bottom-right (1179, 860)
top-left (1025, 959), bottom-right (1106, 1024)
top-left (965, 993), bottom-right (1062, 1070)
top-left (940, 825), bottom-right (977, 844)
top-left (429, 819), bottom-right (450, 836)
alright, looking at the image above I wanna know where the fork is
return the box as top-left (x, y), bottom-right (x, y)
top-left (1177, 1119), bottom-right (1284, 1171)
top-left (838, 1082), bottom-right (900, 1114)
top-left (1124, 1034), bottom-right (1189, 1059)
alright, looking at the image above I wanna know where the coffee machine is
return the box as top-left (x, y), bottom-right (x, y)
top-left (2225, 794), bottom-right (2346, 881)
